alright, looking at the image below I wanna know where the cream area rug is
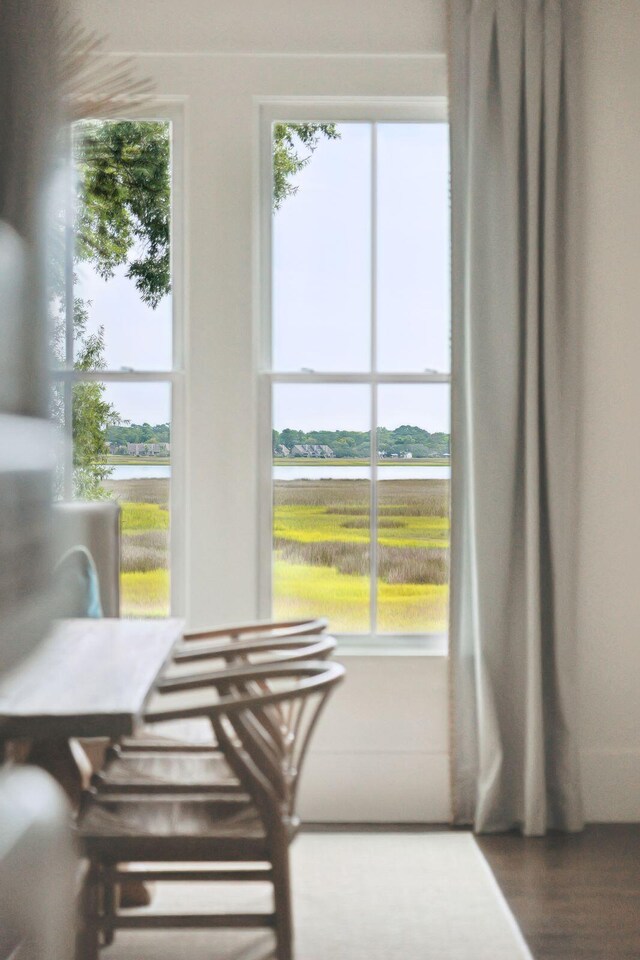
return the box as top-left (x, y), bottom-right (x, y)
top-left (103, 832), bottom-right (533, 960)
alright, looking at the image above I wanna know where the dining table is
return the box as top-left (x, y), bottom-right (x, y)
top-left (0, 617), bottom-right (185, 917)
top-left (0, 617), bottom-right (185, 805)
top-left (0, 617), bottom-right (184, 741)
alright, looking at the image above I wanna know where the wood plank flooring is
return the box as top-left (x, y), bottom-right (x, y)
top-left (478, 824), bottom-right (640, 960)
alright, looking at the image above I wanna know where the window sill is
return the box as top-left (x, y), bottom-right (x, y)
top-left (335, 635), bottom-right (448, 658)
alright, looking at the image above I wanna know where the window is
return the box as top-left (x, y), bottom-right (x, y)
top-left (51, 115), bottom-right (184, 618)
top-left (261, 106), bottom-right (450, 642)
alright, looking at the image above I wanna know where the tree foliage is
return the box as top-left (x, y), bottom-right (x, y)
top-left (108, 422), bottom-right (171, 445)
top-left (272, 123), bottom-right (340, 209)
top-left (74, 120), bottom-right (171, 307)
top-left (273, 425), bottom-right (450, 459)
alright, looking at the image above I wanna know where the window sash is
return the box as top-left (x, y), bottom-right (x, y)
top-left (53, 105), bottom-right (186, 616)
top-left (259, 103), bottom-right (451, 641)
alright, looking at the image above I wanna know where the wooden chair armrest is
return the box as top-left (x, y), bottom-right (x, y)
top-left (143, 661), bottom-right (345, 723)
top-left (169, 633), bottom-right (335, 667)
top-left (181, 618), bottom-right (327, 643)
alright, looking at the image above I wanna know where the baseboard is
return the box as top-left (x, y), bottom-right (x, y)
top-left (298, 750), bottom-right (451, 822)
top-left (581, 748), bottom-right (640, 821)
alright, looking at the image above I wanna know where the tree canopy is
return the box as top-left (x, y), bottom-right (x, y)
top-left (273, 425), bottom-right (450, 459)
top-left (272, 123), bottom-right (340, 209)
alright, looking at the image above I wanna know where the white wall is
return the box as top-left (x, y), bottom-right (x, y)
top-left (76, 0), bottom-right (640, 821)
top-left (572, 0), bottom-right (640, 821)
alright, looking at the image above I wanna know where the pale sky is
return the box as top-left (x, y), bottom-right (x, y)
top-left (77, 121), bottom-right (451, 434)
top-left (272, 121), bottom-right (451, 434)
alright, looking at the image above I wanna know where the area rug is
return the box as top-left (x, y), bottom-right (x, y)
top-left (103, 832), bottom-right (533, 960)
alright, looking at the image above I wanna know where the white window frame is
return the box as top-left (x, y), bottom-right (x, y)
top-left (54, 100), bottom-right (187, 617)
top-left (255, 97), bottom-right (450, 649)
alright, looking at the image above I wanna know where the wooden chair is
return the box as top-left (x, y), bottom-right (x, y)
top-left (93, 631), bottom-right (336, 796)
top-left (77, 660), bottom-right (345, 960)
top-left (116, 617), bottom-right (328, 755)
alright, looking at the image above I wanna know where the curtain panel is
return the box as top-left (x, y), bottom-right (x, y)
top-left (448, 0), bottom-right (583, 835)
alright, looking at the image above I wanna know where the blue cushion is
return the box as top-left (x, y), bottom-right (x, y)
top-left (54, 545), bottom-right (103, 619)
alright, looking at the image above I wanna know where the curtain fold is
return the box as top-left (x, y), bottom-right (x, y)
top-left (448, 0), bottom-right (583, 835)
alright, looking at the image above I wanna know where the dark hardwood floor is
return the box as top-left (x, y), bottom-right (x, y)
top-left (478, 824), bottom-right (640, 960)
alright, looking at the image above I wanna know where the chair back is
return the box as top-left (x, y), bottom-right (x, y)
top-left (145, 660), bottom-right (345, 834)
top-left (213, 661), bottom-right (344, 831)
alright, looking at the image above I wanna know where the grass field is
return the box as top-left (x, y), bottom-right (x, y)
top-left (103, 477), bottom-right (170, 618)
top-left (106, 455), bottom-right (170, 465)
top-left (102, 474), bottom-right (450, 632)
top-left (273, 478), bottom-right (450, 634)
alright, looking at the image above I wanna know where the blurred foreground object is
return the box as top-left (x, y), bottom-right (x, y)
top-left (0, 767), bottom-right (76, 960)
top-left (0, 3), bottom-right (78, 960)
top-left (0, 0), bottom-right (60, 671)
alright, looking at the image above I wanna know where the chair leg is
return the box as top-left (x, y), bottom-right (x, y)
top-left (271, 847), bottom-right (294, 960)
top-left (76, 864), bottom-right (101, 960)
top-left (101, 866), bottom-right (117, 947)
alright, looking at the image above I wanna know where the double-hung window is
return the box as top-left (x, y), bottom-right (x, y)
top-left (51, 112), bottom-right (184, 618)
top-left (260, 103), bottom-right (451, 644)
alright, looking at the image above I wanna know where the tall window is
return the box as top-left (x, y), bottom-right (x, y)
top-left (263, 114), bottom-right (451, 640)
top-left (52, 117), bottom-right (182, 618)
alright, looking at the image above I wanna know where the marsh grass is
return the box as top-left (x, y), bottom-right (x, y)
top-left (121, 529), bottom-right (168, 573)
top-left (104, 478), bottom-right (171, 616)
top-left (340, 518), bottom-right (406, 529)
top-left (274, 538), bottom-right (448, 585)
top-left (273, 477), bottom-right (450, 632)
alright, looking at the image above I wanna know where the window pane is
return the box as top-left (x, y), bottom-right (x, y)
top-left (376, 384), bottom-right (450, 634)
top-left (272, 123), bottom-right (371, 372)
top-left (376, 123), bottom-right (450, 373)
top-left (72, 381), bottom-right (171, 618)
top-left (73, 120), bottom-right (172, 371)
top-left (273, 384), bottom-right (370, 633)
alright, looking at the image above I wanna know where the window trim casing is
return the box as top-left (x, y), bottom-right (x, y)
top-left (255, 97), bottom-right (450, 650)
top-left (54, 98), bottom-right (188, 618)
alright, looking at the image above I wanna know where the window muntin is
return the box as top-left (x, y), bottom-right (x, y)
top-left (266, 117), bottom-right (451, 641)
top-left (52, 117), bottom-right (179, 618)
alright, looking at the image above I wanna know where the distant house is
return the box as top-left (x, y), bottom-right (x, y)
top-left (274, 444), bottom-right (290, 457)
top-left (125, 442), bottom-right (170, 457)
top-left (401, 452), bottom-right (413, 460)
top-left (290, 443), bottom-right (334, 458)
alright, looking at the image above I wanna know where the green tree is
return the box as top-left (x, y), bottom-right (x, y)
top-left (272, 123), bottom-right (340, 209)
top-left (52, 120), bottom-right (173, 498)
top-left (75, 120), bottom-right (171, 307)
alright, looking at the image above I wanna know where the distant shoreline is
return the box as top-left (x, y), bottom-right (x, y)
top-left (272, 457), bottom-right (450, 467)
top-left (106, 455), bottom-right (171, 465)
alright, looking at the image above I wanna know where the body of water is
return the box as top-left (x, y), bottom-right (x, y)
top-left (273, 465), bottom-right (451, 481)
top-left (108, 464), bottom-right (450, 482)
top-left (110, 464), bottom-right (171, 480)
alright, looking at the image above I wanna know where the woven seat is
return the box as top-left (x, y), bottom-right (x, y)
top-left (118, 717), bottom-right (216, 752)
top-left (94, 749), bottom-right (240, 794)
top-left (79, 797), bottom-right (270, 861)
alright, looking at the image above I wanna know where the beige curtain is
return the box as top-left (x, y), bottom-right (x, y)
top-left (448, 0), bottom-right (584, 835)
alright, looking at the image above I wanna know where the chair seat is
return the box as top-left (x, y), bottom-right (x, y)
top-left (79, 797), bottom-right (269, 861)
top-left (95, 750), bottom-right (241, 793)
top-left (119, 717), bottom-right (217, 752)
